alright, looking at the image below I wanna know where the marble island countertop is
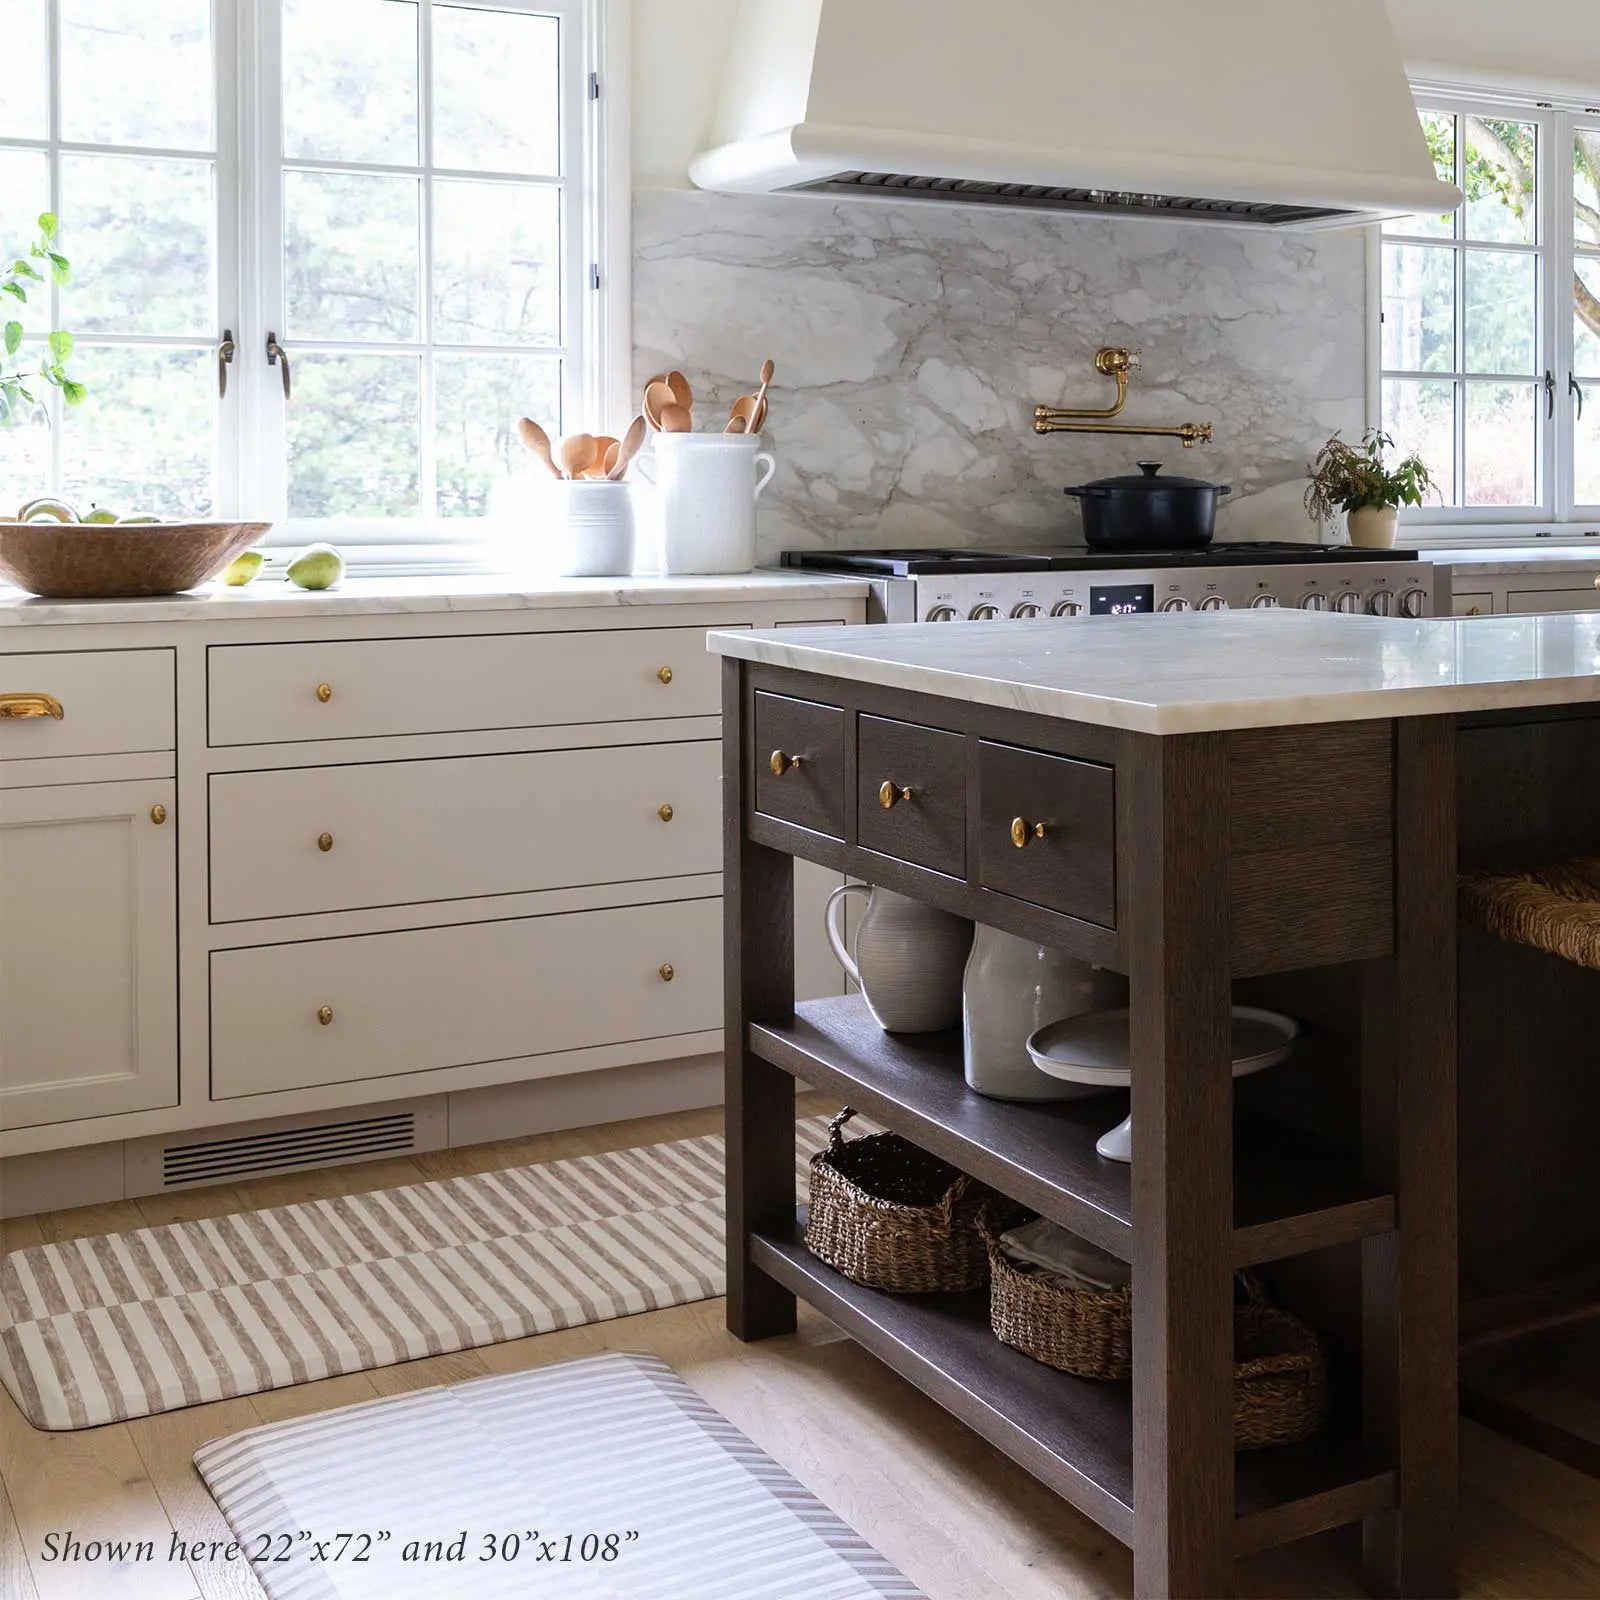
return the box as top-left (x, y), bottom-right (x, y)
top-left (0, 570), bottom-right (871, 627)
top-left (708, 609), bottom-right (1600, 734)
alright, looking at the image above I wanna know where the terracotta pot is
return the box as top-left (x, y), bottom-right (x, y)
top-left (1346, 505), bottom-right (1399, 549)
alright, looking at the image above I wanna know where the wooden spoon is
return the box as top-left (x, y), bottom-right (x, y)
top-left (557, 433), bottom-right (597, 479)
top-left (598, 440), bottom-right (621, 478)
top-left (666, 370), bottom-right (693, 413)
top-left (725, 413), bottom-right (750, 435)
top-left (515, 417), bottom-right (561, 477)
top-left (585, 436), bottom-right (620, 479)
top-left (643, 379), bottom-right (677, 432)
top-left (750, 358), bottom-right (775, 433)
top-left (657, 403), bottom-right (693, 433)
top-left (608, 415), bottom-right (647, 479)
top-left (726, 394), bottom-right (758, 434)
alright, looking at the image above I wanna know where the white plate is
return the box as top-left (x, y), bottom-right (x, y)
top-left (1025, 1005), bottom-right (1299, 1087)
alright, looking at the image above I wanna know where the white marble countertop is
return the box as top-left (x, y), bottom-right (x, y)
top-left (1418, 545), bottom-right (1600, 576)
top-left (708, 609), bottom-right (1600, 734)
top-left (0, 570), bottom-right (871, 627)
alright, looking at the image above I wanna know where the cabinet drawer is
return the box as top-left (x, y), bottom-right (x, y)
top-left (975, 741), bottom-right (1116, 927)
top-left (208, 626), bottom-right (732, 746)
top-left (855, 714), bottom-right (965, 877)
top-left (754, 692), bottom-right (846, 839)
top-left (209, 740), bottom-right (719, 922)
top-left (1, 650), bottom-right (173, 760)
top-left (209, 897), bottom-right (721, 1098)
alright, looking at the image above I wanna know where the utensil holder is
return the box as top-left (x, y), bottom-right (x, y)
top-left (544, 480), bottom-right (636, 578)
top-left (635, 432), bottom-right (776, 575)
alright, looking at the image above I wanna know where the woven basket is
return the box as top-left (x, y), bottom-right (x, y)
top-left (1460, 858), bottom-right (1600, 971)
top-left (1232, 1276), bottom-right (1330, 1451)
top-left (804, 1109), bottom-right (991, 1293)
top-left (980, 1212), bottom-right (1132, 1380)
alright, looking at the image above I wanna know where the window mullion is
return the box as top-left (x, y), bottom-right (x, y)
top-left (419, 0), bottom-right (437, 521)
top-left (1552, 110), bottom-right (1578, 520)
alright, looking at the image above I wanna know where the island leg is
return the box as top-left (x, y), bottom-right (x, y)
top-left (723, 658), bottom-right (798, 1341)
top-left (1129, 734), bottom-right (1237, 1600)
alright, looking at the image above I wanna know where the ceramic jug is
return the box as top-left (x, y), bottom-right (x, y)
top-left (634, 433), bottom-right (777, 575)
top-left (824, 883), bottom-right (972, 1033)
top-left (962, 924), bottom-right (1128, 1101)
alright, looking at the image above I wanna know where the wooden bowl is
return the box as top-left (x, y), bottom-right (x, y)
top-left (0, 521), bottom-right (272, 599)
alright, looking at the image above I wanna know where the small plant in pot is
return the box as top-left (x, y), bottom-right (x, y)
top-left (1305, 429), bottom-right (1436, 549)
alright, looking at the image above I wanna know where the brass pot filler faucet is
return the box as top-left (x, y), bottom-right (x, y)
top-left (1034, 347), bottom-right (1213, 447)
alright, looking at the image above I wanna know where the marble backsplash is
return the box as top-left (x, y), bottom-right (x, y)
top-left (633, 189), bottom-right (1367, 561)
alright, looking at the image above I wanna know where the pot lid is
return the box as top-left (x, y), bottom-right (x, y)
top-left (1074, 460), bottom-right (1231, 493)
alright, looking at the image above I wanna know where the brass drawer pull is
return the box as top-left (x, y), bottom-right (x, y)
top-left (317, 832), bottom-right (334, 852)
top-left (657, 666), bottom-right (674, 685)
top-left (0, 692), bottom-right (64, 721)
top-left (770, 750), bottom-right (804, 776)
top-left (658, 803), bottom-right (675, 822)
top-left (659, 963), bottom-right (675, 982)
top-left (150, 804), bottom-right (168, 826)
top-left (317, 1005), bottom-right (334, 1026)
top-left (1011, 816), bottom-right (1048, 848)
top-left (878, 781), bottom-right (913, 809)
top-left (316, 682), bottom-right (333, 703)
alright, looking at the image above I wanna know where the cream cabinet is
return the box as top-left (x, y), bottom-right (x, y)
top-left (0, 779), bottom-right (178, 1129)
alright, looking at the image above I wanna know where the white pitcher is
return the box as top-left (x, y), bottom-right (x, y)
top-left (824, 883), bottom-right (972, 1034)
top-left (634, 433), bottom-right (776, 575)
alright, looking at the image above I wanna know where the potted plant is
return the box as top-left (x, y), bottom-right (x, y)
top-left (1305, 429), bottom-right (1436, 549)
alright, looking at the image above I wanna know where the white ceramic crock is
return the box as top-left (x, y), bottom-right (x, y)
top-left (824, 883), bottom-right (972, 1034)
top-left (634, 432), bottom-right (776, 575)
top-left (544, 480), bottom-right (636, 577)
top-left (1346, 505), bottom-right (1399, 549)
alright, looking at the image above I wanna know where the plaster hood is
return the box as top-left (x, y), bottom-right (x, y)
top-left (689, 0), bottom-right (1462, 230)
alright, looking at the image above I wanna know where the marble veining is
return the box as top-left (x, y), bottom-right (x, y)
top-left (635, 190), bottom-right (1366, 562)
top-left (707, 610), bottom-right (1600, 735)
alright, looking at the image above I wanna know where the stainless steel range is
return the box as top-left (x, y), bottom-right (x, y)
top-left (781, 544), bottom-right (1436, 623)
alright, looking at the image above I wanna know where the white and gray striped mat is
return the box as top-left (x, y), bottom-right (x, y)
top-left (195, 1350), bottom-right (923, 1599)
top-left (1, 1116), bottom-right (836, 1431)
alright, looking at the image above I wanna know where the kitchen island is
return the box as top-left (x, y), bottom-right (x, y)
top-left (710, 608), bottom-right (1600, 1600)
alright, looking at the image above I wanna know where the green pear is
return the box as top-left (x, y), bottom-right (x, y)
top-left (221, 549), bottom-right (265, 586)
top-left (286, 543), bottom-right (345, 591)
top-left (82, 506), bottom-right (120, 524)
top-left (15, 497), bottom-right (78, 523)
top-left (120, 515), bottom-right (161, 525)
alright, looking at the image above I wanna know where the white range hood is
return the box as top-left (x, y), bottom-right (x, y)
top-left (689, 0), bottom-right (1462, 230)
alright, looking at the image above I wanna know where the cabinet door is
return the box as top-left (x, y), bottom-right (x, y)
top-left (0, 780), bottom-right (177, 1129)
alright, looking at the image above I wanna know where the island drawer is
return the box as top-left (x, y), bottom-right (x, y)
top-left (209, 897), bottom-right (721, 1098)
top-left (855, 714), bottom-right (966, 877)
top-left (207, 626), bottom-right (730, 746)
top-left (754, 691), bottom-right (846, 839)
top-left (974, 740), bottom-right (1115, 927)
top-left (1, 649), bottom-right (174, 761)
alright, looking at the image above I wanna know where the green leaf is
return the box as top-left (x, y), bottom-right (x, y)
top-left (12, 260), bottom-right (42, 282)
top-left (36, 212), bottom-right (57, 241)
top-left (61, 379), bottom-right (87, 406)
top-left (3, 321), bottom-right (21, 357)
top-left (47, 330), bottom-right (73, 362)
top-left (2, 282), bottom-right (26, 303)
top-left (47, 253), bottom-right (70, 286)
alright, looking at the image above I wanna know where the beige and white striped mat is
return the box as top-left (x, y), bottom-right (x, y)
top-left (1, 1116), bottom-right (835, 1431)
top-left (196, 1350), bottom-right (923, 1599)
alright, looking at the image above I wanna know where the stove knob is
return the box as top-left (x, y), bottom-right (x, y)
top-left (1400, 587), bottom-right (1428, 618)
top-left (1249, 594), bottom-right (1280, 609)
top-left (1159, 596), bottom-right (1191, 612)
top-left (1334, 592), bottom-right (1363, 614)
top-left (1198, 595), bottom-right (1228, 612)
top-left (1050, 601), bottom-right (1084, 617)
top-left (1010, 602), bottom-right (1042, 619)
top-left (926, 605), bottom-right (959, 622)
top-left (1300, 593), bottom-right (1329, 611)
top-left (1368, 591), bottom-right (1398, 616)
top-left (969, 604), bottom-right (1000, 620)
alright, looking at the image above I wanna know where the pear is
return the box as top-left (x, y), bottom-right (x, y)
top-left (82, 506), bottom-right (120, 524)
top-left (120, 515), bottom-right (161, 525)
top-left (221, 549), bottom-right (265, 586)
top-left (286, 543), bottom-right (345, 591)
top-left (15, 497), bottom-right (78, 523)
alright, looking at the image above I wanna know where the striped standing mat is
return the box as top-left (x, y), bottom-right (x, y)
top-left (196, 1351), bottom-right (922, 1599)
top-left (1, 1115), bottom-right (837, 1431)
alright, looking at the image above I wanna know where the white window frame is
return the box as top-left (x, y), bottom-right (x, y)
top-left (1372, 81), bottom-right (1600, 545)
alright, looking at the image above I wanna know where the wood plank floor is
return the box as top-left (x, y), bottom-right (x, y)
top-left (3, 1101), bottom-right (1599, 1600)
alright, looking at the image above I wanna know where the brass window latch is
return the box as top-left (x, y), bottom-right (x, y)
top-left (1034, 346), bottom-right (1213, 447)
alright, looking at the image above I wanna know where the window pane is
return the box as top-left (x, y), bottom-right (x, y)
top-left (288, 354), bottom-right (420, 518)
top-left (60, 346), bottom-right (215, 519)
top-left (1383, 379), bottom-right (1457, 508)
top-left (1577, 131), bottom-right (1600, 250)
top-left (1577, 394), bottom-right (1600, 506)
top-left (435, 354), bottom-right (560, 517)
top-left (433, 6), bottom-right (560, 174)
top-left (1463, 118), bottom-right (1536, 245)
top-left (1382, 244), bottom-right (1454, 373)
top-left (0, 150), bottom-right (52, 334)
top-left (1464, 250), bottom-right (1537, 373)
top-left (59, 0), bottom-right (212, 151)
top-left (1386, 111), bottom-right (1455, 238)
top-left (0, 404), bottom-right (51, 493)
top-left (283, 0), bottom-right (418, 166)
top-left (285, 172), bottom-right (420, 342)
top-left (59, 155), bottom-right (215, 336)
top-left (0, 0), bottom-right (47, 139)
top-left (1464, 382), bottom-right (1537, 506)
top-left (1577, 261), bottom-right (1600, 374)
top-left (433, 181), bottom-right (560, 346)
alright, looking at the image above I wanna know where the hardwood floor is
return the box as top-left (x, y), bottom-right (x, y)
top-left (3, 1101), bottom-right (1598, 1600)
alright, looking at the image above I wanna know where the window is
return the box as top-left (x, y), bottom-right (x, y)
top-left (1, 0), bottom-right (622, 558)
top-left (1377, 90), bottom-right (1600, 533)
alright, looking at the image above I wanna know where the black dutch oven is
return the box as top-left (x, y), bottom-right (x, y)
top-left (1064, 460), bottom-right (1232, 551)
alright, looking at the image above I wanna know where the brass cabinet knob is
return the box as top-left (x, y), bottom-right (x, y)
top-left (0, 692), bottom-right (64, 721)
top-left (657, 666), bottom-right (673, 685)
top-left (316, 682), bottom-right (333, 703)
top-left (317, 832), bottom-right (334, 853)
top-left (878, 780), bottom-right (913, 810)
top-left (770, 750), bottom-right (804, 777)
top-left (658, 803), bottom-right (674, 822)
top-left (659, 963), bottom-right (675, 982)
top-left (317, 1005), bottom-right (334, 1026)
top-left (1011, 816), bottom-right (1047, 849)
top-left (150, 804), bottom-right (168, 826)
